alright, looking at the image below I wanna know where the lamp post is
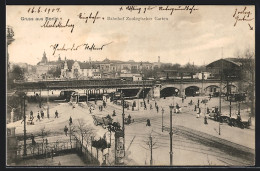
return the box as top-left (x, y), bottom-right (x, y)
top-left (218, 58), bottom-right (223, 135)
top-left (169, 104), bottom-right (174, 166)
top-left (162, 107), bottom-right (164, 132)
top-left (23, 95), bottom-right (27, 156)
top-left (121, 93), bottom-right (125, 157)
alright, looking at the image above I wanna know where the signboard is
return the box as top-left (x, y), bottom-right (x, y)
top-left (115, 131), bottom-right (124, 164)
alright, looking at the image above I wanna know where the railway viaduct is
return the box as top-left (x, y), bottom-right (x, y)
top-left (11, 79), bottom-right (241, 98)
top-left (154, 79), bottom-right (240, 98)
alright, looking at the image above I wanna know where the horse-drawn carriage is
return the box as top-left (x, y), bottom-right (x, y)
top-left (92, 115), bottom-right (122, 131)
top-left (92, 115), bottom-right (113, 129)
top-left (208, 107), bottom-right (251, 129)
top-left (124, 117), bottom-right (134, 125)
top-left (227, 116), bottom-right (251, 129)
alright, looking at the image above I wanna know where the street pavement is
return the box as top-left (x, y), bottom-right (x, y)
top-left (7, 95), bottom-right (255, 166)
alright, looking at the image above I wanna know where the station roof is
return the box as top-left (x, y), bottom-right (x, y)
top-left (206, 58), bottom-right (242, 68)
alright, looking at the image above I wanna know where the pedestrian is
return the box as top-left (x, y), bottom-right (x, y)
top-left (51, 149), bottom-right (54, 159)
top-left (41, 110), bottom-right (44, 119)
top-left (132, 105), bottom-right (134, 111)
top-left (146, 119), bottom-right (151, 126)
top-left (197, 99), bottom-right (200, 108)
top-left (209, 94), bottom-right (212, 100)
top-left (194, 104), bottom-right (197, 111)
top-left (182, 97), bottom-right (184, 103)
top-left (207, 107), bottom-right (210, 114)
top-left (112, 110), bottom-right (116, 116)
top-left (156, 105), bottom-right (159, 113)
top-left (30, 111), bottom-right (33, 118)
top-left (147, 99), bottom-right (149, 104)
top-left (150, 104), bottom-right (153, 110)
top-left (29, 115), bottom-right (34, 124)
top-left (133, 101), bottom-right (136, 107)
top-left (69, 116), bottom-right (72, 125)
top-left (176, 104), bottom-right (180, 113)
top-left (196, 110), bottom-right (200, 118)
top-left (31, 134), bottom-right (36, 146)
top-left (36, 112), bottom-right (41, 121)
top-left (21, 116), bottom-right (25, 124)
top-left (103, 100), bottom-right (106, 108)
top-left (144, 103), bottom-right (147, 110)
top-left (64, 126), bottom-right (68, 136)
top-left (55, 110), bottom-right (59, 118)
top-left (204, 116), bottom-right (208, 124)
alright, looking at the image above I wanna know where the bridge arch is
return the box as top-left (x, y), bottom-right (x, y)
top-left (223, 84), bottom-right (238, 93)
top-left (185, 86), bottom-right (200, 96)
top-left (160, 87), bottom-right (180, 98)
top-left (204, 85), bottom-right (220, 95)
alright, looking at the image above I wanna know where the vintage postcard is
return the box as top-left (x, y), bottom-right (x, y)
top-left (6, 5), bottom-right (255, 166)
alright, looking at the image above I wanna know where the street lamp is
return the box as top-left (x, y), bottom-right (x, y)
top-left (169, 105), bottom-right (174, 166)
top-left (121, 93), bottom-right (125, 157)
top-left (22, 95), bottom-right (27, 156)
top-left (161, 107), bottom-right (164, 132)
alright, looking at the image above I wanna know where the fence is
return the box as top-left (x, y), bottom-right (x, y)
top-left (16, 140), bottom-right (77, 160)
top-left (74, 136), bottom-right (100, 166)
top-left (13, 137), bottom-right (100, 166)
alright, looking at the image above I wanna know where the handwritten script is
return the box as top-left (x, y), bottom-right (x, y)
top-left (50, 42), bottom-right (113, 55)
top-left (78, 11), bottom-right (104, 23)
top-left (41, 18), bottom-right (75, 33)
top-left (158, 5), bottom-right (198, 15)
top-left (27, 6), bottom-right (61, 14)
top-left (119, 5), bottom-right (198, 15)
top-left (233, 7), bottom-right (254, 28)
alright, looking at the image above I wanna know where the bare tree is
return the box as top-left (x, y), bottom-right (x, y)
top-left (235, 48), bottom-right (255, 116)
top-left (140, 133), bottom-right (159, 166)
top-left (76, 119), bottom-right (95, 152)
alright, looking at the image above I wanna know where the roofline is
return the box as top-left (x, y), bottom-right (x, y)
top-left (206, 58), bottom-right (241, 68)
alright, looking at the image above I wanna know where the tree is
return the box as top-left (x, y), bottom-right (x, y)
top-left (10, 65), bottom-right (24, 80)
top-left (235, 48), bottom-right (255, 116)
top-left (76, 120), bottom-right (95, 153)
top-left (47, 67), bottom-right (61, 78)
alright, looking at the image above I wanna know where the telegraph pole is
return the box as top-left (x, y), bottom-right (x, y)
top-left (47, 84), bottom-right (49, 119)
top-left (229, 81), bottom-right (232, 118)
top-left (142, 75), bottom-right (145, 103)
top-left (169, 105), bottom-right (174, 165)
top-left (23, 96), bottom-right (27, 156)
top-left (149, 136), bottom-right (153, 166)
top-left (121, 93), bottom-right (125, 157)
top-left (39, 88), bottom-right (42, 108)
top-left (161, 108), bottom-right (164, 132)
top-left (219, 48), bottom-right (223, 135)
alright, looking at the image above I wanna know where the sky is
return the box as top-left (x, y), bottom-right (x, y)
top-left (6, 5), bottom-right (255, 66)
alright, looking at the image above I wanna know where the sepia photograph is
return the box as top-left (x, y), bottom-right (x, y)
top-left (6, 5), bottom-right (255, 166)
